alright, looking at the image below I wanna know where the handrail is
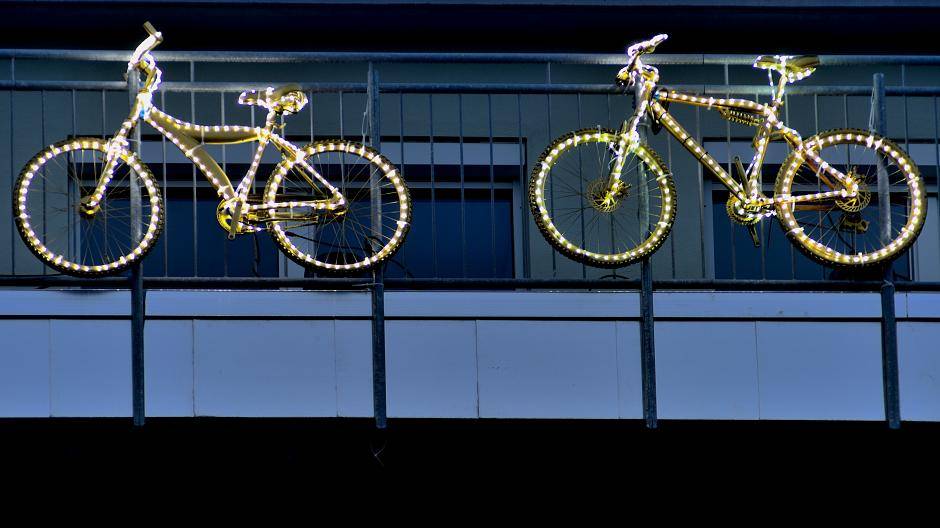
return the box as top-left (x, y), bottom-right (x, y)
top-left (0, 49), bottom-right (939, 66)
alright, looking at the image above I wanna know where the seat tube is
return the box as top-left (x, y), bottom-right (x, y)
top-left (236, 110), bottom-right (278, 199)
top-left (608, 79), bottom-right (652, 189)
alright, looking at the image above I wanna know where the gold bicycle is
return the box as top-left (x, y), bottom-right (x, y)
top-left (530, 34), bottom-right (926, 268)
top-left (15, 22), bottom-right (411, 276)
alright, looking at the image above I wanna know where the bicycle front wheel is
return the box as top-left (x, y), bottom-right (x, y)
top-left (264, 139), bottom-right (411, 273)
top-left (529, 127), bottom-right (676, 268)
top-left (14, 137), bottom-right (164, 276)
top-left (774, 128), bottom-right (926, 267)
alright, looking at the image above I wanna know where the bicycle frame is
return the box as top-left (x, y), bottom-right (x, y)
top-left (84, 53), bottom-right (346, 235)
top-left (610, 62), bottom-right (863, 215)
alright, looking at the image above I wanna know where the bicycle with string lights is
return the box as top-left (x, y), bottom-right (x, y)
top-left (14, 22), bottom-right (411, 276)
top-left (529, 34), bottom-right (925, 268)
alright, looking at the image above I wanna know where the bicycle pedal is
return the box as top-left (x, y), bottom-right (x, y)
top-left (747, 224), bottom-right (761, 248)
top-left (733, 156), bottom-right (747, 185)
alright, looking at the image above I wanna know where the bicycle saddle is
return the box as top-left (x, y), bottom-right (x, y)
top-left (238, 83), bottom-right (308, 114)
top-left (753, 55), bottom-right (819, 82)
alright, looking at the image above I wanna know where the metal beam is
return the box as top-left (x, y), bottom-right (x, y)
top-left (872, 72), bottom-right (902, 430)
top-left (128, 67), bottom-right (146, 427)
top-left (368, 63), bottom-right (388, 429)
top-left (2, 48), bottom-right (940, 66)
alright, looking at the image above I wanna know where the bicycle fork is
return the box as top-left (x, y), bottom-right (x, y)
top-left (79, 105), bottom-right (143, 218)
top-left (602, 82), bottom-right (653, 205)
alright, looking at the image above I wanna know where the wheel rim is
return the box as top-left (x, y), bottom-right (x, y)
top-left (15, 138), bottom-right (162, 275)
top-left (775, 130), bottom-right (925, 266)
top-left (265, 140), bottom-right (411, 272)
top-left (530, 129), bottom-right (675, 267)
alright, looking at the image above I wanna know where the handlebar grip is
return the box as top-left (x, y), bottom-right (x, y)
top-left (143, 21), bottom-right (163, 43)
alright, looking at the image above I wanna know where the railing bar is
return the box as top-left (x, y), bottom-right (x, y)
top-left (5, 49), bottom-right (940, 66)
top-left (190, 61), bottom-right (198, 277)
top-left (158, 90), bottom-right (168, 276)
top-left (70, 89), bottom-right (77, 265)
top-left (488, 94), bottom-right (497, 278)
top-left (398, 92), bottom-right (407, 275)
top-left (902, 65), bottom-right (914, 279)
top-left (458, 94), bottom-right (466, 278)
top-left (935, 96), bottom-right (940, 271)
top-left (40, 89), bottom-right (46, 275)
top-left (429, 93), bottom-right (438, 277)
top-left (221, 91), bottom-right (228, 278)
top-left (517, 93), bottom-right (529, 278)
top-left (694, 106), bottom-right (707, 279)
top-left (758, 88), bottom-right (768, 279)
top-left (2, 274), bottom-right (915, 290)
top-left (665, 104), bottom-right (676, 278)
top-left (576, 93), bottom-right (586, 279)
top-left (7, 80), bottom-right (940, 97)
top-left (8, 56), bottom-right (13, 275)
top-left (813, 93), bottom-right (823, 280)
top-left (546, 62), bottom-right (556, 276)
top-left (723, 65), bottom-right (736, 280)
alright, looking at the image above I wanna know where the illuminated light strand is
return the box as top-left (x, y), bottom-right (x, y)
top-left (775, 132), bottom-right (924, 264)
top-left (534, 131), bottom-right (674, 263)
top-left (265, 140), bottom-right (410, 271)
top-left (16, 140), bottom-right (161, 274)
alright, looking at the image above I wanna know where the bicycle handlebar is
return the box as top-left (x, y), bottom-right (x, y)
top-left (127, 21), bottom-right (163, 79)
top-left (626, 33), bottom-right (668, 61)
top-left (617, 34), bottom-right (668, 88)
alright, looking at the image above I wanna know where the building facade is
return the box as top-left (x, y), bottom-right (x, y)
top-left (1, 1), bottom-right (939, 425)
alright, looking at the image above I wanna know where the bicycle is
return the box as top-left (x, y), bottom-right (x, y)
top-left (529, 34), bottom-right (926, 269)
top-left (14, 22), bottom-right (411, 276)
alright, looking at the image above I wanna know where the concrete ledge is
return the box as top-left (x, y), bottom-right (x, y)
top-left (0, 289), bottom-right (936, 421)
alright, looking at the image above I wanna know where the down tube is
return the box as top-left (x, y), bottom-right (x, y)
top-left (648, 100), bottom-right (746, 200)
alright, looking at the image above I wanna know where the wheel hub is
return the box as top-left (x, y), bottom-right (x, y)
top-left (835, 171), bottom-right (871, 213)
top-left (78, 196), bottom-right (100, 218)
top-left (588, 178), bottom-right (629, 213)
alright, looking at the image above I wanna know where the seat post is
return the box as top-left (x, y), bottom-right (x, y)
top-left (773, 70), bottom-right (789, 104)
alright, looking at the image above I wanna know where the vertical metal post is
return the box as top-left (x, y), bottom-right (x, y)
top-left (128, 67), bottom-right (145, 427)
top-left (872, 73), bottom-right (901, 429)
top-left (635, 85), bottom-right (657, 429)
top-left (368, 63), bottom-right (387, 429)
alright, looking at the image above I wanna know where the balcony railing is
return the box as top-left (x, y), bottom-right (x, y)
top-left (2, 48), bottom-right (939, 428)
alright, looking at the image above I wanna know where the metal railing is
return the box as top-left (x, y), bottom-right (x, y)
top-left (2, 50), bottom-right (940, 282)
top-left (3, 49), bottom-right (940, 430)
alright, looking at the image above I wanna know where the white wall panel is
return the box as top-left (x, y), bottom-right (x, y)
top-left (0, 320), bottom-right (50, 417)
top-left (756, 322), bottom-right (883, 420)
top-left (50, 319), bottom-right (130, 417)
top-left (387, 291), bottom-right (639, 319)
top-left (145, 320), bottom-right (194, 417)
top-left (335, 320), bottom-right (372, 417)
top-left (193, 320), bottom-right (336, 417)
top-left (615, 322), bottom-right (643, 419)
top-left (656, 321), bottom-right (760, 419)
top-left (0, 290), bottom-right (936, 421)
top-left (387, 320), bottom-right (478, 418)
top-left (0, 290), bottom-right (128, 316)
top-left (898, 322), bottom-right (940, 421)
top-left (655, 292), bottom-right (881, 319)
top-left (148, 290), bottom-right (369, 318)
top-left (476, 320), bottom-right (619, 418)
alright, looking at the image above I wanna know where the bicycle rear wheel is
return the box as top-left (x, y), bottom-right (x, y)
top-left (14, 137), bottom-right (164, 276)
top-left (264, 139), bottom-right (411, 273)
top-left (774, 128), bottom-right (926, 267)
top-left (529, 127), bottom-right (676, 268)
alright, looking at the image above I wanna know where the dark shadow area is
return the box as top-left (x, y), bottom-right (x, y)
top-left (2, 418), bottom-right (939, 471)
top-left (0, 2), bottom-right (939, 54)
